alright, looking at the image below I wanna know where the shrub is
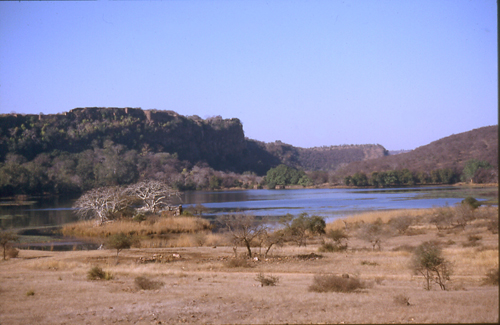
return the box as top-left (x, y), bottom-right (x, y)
top-left (483, 268), bottom-right (499, 286)
top-left (320, 229), bottom-right (348, 252)
top-left (134, 276), bottom-right (164, 290)
top-left (87, 266), bottom-right (113, 280)
top-left (389, 215), bottom-right (413, 234)
top-left (461, 196), bottom-right (481, 209)
top-left (255, 273), bottom-right (280, 286)
top-left (361, 260), bottom-right (379, 266)
top-left (393, 294), bottom-right (410, 306)
top-left (410, 241), bottom-right (452, 290)
top-left (224, 258), bottom-right (252, 268)
top-left (1, 231), bottom-right (18, 260)
top-left (6, 246), bottom-right (19, 259)
top-left (309, 274), bottom-right (365, 293)
top-left (463, 234), bottom-right (482, 247)
top-left (26, 289), bottom-right (35, 296)
top-left (106, 232), bottom-right (139, 264)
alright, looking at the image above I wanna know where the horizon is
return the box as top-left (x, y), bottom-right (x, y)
top-left (1, 1), bottom-right (497, 151)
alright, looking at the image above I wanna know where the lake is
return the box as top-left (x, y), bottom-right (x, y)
top-left (0, 186), bottom-right (476, 231)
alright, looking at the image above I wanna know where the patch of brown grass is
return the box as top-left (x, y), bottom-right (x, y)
top-left (61, 216), bottom-right (212, 238)
top-left (327, 209), bottom-right (429, 231)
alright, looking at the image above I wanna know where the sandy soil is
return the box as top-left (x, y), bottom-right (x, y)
top-left (1, 221), bottom-right (498, 325)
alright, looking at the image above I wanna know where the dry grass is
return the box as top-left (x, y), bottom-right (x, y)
top-left (327, 208), bottom-right (430, 231)
top-left (61, 216), bottom-right (212, 238)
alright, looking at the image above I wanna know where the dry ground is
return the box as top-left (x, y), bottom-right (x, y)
top-left (1, 210), bottom-right (498, 324)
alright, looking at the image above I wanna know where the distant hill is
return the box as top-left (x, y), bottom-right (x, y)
top-left (335, 125), bottom-right (498, 177)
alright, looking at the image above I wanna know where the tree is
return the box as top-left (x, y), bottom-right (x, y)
top-left (351, 172), bottom-right (368, 186)
top-left (127, 180), bottom-right (181, 213)
top-left (356, 221), bottom-right (386, 250)
top-left (0, 231), bottom-right (18, 260)
top-left (265, 164), bottom-right (306, 188)
top-left (389, 215), bottom-right (413, 234)
top-left (73, 186), bottom-right (129, 226)
top-left (106, 233), bottom-right (136, 264)
top-left (411, 241), bottom-right (452, 290)
top-left (461, 159), bottom-right (491, 183)
top-left (280, 213), bottom-right (325, 247)
top-left (220, 214), bottom-right (267, 258)
top-left (324, 228), bottom-right (349, 251)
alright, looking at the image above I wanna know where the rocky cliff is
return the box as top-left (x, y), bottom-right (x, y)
top-left (0, 107), bottom-right (386, 174)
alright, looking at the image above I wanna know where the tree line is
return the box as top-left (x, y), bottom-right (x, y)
top-left (343, 159), bottom-right (496, 187)
top-left (0, 140), bottom-right (263, 197)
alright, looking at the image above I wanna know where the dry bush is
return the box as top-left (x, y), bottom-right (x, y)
top-left (393, 293), bottom-right (410, 306)
top-left (462, 234), bottom-right (482, 247)
top-left (134, 276), bottom-right (164, 290)
top-left (389, 215), bottom-right (413, 234)
top-left (6, 246), bottom-right (19, 259)
top-left (255, 273), bottom-right (280, 286)
top-left (224, 258), bottom-right (252, 268)
top-left (309, 274), bottom-right (365, 293)
top-left (483, 268), bottom-right (499, 286)
top-left (26, 289), bottom-right (35, 296)
top-left (87, 266), bottom-right (113, 280)
top-left (360, 260), bottom-right (379, 266)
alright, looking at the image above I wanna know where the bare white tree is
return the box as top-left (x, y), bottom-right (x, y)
top-left (126, 180), bottom-right (181, 213)
top-left (73, 186), bottom-right (129, 226)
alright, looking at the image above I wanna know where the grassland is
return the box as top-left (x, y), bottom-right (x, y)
top-left (0, 206), bottom-right (498, 324)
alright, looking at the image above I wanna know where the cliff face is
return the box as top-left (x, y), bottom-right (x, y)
top-left (0, 107), bottom-right (387, 174)
top-left (0, 107), bottom-right (247, 172)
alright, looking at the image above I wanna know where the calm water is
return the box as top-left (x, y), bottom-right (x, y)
top-left (0, 187), bottom-right (471, 230)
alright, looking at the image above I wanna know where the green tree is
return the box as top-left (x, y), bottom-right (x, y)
top-left (265, 164), bottom-right (306, 188)
top-left (351, 172), bottom-right (368, 186)
top-left (461, 159), bottom-right (492, 183)
top-left (440, 168), bottom-right (456, 184)
top-left (398, 169), bottom-right (415, 185)
top-left (411, 241), bottom-right (452, 290)
top-left (106, 233), bottom-right (136, 264)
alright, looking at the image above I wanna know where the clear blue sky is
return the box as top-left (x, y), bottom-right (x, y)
top-left (0, 0), bottom-right (497, 151)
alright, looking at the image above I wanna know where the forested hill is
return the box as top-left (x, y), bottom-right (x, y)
top-left (336, 125), bottom-right (498, 177)
top-left (0, 107), bottom-right (385, 176)
top-left (0, 107), bottom-right (249, 172)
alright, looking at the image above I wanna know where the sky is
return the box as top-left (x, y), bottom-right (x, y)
top-left (0, 0), bottom-right (497, 151)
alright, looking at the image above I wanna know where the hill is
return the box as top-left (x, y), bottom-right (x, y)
top-left (0, 107), bottom-right (385, 195)
top-left (336, 125), bottom-right (498, 178)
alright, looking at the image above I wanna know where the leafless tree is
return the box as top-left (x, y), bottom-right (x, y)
top-left (127, 180), bottom-right (181, 213)
top-left (220, 214), bottom-right (267, 258)
top-left (73, 186), bottom-right (129, 226)
top-left (356, 222), bottom-right (388, 250)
